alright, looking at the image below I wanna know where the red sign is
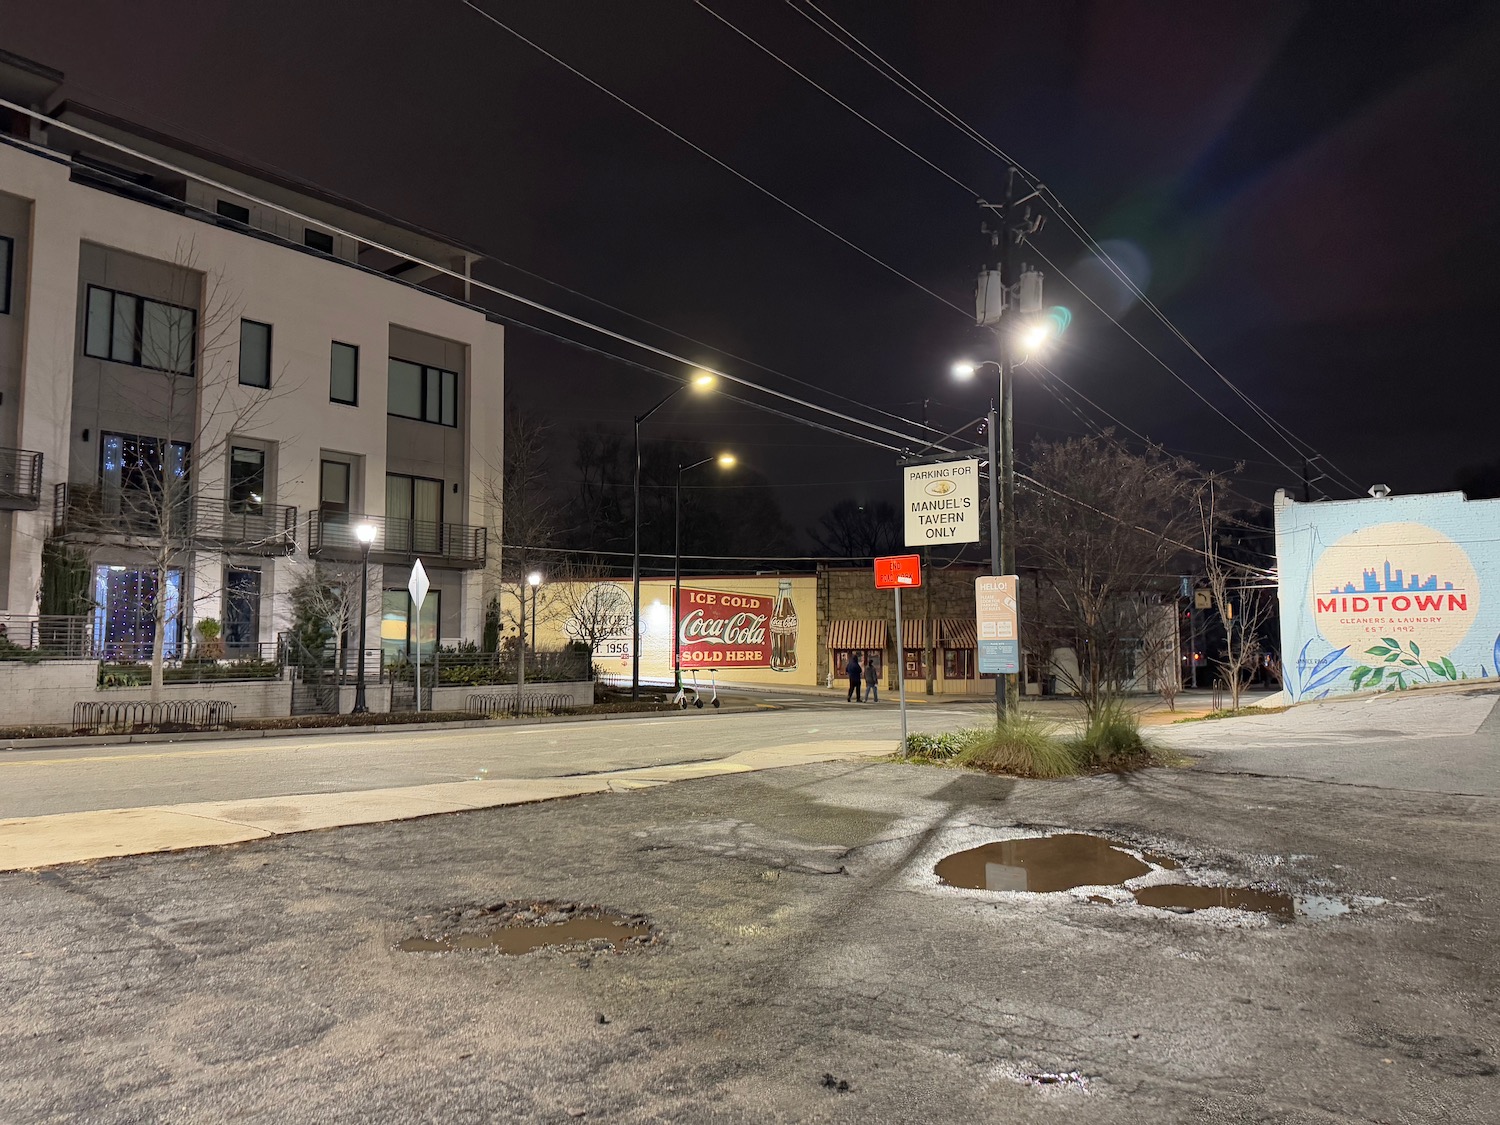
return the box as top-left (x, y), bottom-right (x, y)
top-left (676, 586), bottom-right (772, 668)
top-left (874, 554), bottom-right (923, 589)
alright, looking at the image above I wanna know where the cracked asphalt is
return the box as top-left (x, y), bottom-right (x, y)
top-left (2, 689), bottom-right (1496, 1122)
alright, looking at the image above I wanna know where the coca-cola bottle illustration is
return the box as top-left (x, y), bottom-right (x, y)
top-left (770, 580), bottom-right (798, 671)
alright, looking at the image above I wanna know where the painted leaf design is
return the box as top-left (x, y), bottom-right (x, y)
top-left (1381, 636), bottom-right (1400, 649)
top-left (1410, 642), bottom-right (1421, 657)
top-left (1443, 657), bottom-right (1457, 679)
top-left (1365, 646), bottom-right (1391, 657)
top-left (1315, 689), bottom-right (1331, 700)
top-left (1368, 667), bottom-right (1385, 687)
top-left (1307, 645), bottom-right (1351, 681)
top-left (1427, 661), bottom-right (1448, 678)
top-left (1350, 666), bottom-right (1372, 688)
top-left (1399, 659), bottom-right (1419, 668)
top-left (1304, 664), bottom-right (1352, 693)
top-left (1393, 671), bottom-right (1407, 689)
top-left (1493, 633), bottom-right (1500, 679)
top-left (1385, 652), bottom-right (1401, 663)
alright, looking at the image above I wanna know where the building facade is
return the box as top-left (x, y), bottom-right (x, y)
top-left (0, 53), bottom-right (503, 661)
top-left (1276, 489), bottom-right (1500, 700)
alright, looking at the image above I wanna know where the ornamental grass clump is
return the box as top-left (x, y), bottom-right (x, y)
top-left (957, 713), bottom-right (1078, 779)
top-left (1070, 700), bottom-right (1155, 769)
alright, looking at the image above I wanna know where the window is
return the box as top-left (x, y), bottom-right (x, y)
top-left (100, 432), bottom-right (191, 533)
top-left (381, 588), bottom-right (439, 659)
top-left (224, 567), bottom-right (262, 653)
top-left (229, 447), bottom-right (266, 514)
top-left (386, 473), bottom-right (443, 554)
top-left (216, 199), bottom-right (250, 224)
top-left (330, 341), bottom-right (358, 405)
top-left (0, 234), bottom-right (12, 315)
top-left (943, 648), bottom-right (974, 681)
top-left (84, 285), bottom-right (196, 375)
top-left (387, 357), bottom-right (458, 426)
top-left (320, 459), bottom-right (351, 515)
top-left (93, 565), bottom-right (183, 661)
top-left (304, 228), bottom-right (334, 254)
top-left (239, 319), bottom-right (271, 388)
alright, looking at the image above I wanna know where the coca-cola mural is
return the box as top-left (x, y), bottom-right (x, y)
top-left (676, 586), bottom-right (774, 668)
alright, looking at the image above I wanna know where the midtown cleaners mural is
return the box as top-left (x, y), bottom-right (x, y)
top-left (1275, 491), bottom-right (1500, 700)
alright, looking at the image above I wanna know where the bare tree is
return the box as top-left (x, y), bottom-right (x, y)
top-left (1019, 436), bottom-right (1198, 721)
top-left (283, 559), bottom-right (375, 681)
top-left (808, 499), bottom-right (900, 559)
top-left (79, 242), bottom-right (295, 700)
top-left (547, 560), bottom-right (633, 666)
top-left (1197, 477), bottom-right (1277, 710)
top-left (1138, 600), bottom-right (1183, 711)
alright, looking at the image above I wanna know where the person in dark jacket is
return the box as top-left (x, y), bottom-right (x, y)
top-left (846, 654), bottom-right (863, 702)
top-left (864, 652), bottom-right (881, 702)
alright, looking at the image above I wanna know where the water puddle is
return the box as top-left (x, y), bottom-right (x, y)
top-left (399, 900), bottom-right (654, 955)
top-left (935, 833), bottom-right (1151, 893)
top-left (936, 834), bottom-right (1356, 922)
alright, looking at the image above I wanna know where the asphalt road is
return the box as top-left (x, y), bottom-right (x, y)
top-left (1, 688), bottom-right (1495, 1122)
top-left (0, 699), bottom-right (991, 818)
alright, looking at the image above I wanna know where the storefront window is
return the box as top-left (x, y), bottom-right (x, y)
top-left (943, 648), bottom-right (974, 680)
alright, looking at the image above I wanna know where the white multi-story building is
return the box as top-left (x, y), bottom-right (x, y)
top-left (0, 51), bottom-right (503, 663)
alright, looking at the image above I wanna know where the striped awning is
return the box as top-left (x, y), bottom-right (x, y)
top-left (902, 618), bottom-right (934, 649)
top-left (827, 619), bottom-right (887, 650)
top-left (941, 618), bottom-right (978, 649)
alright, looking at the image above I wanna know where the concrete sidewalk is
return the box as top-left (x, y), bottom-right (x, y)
top-left (0, 738), bottom-right (890, 871)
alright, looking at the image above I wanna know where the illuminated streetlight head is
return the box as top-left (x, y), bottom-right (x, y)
top-left (691, 372), bottom-right (717, 391)
top-left (951, 361), bottom-right (977, 381)
top-left (527, 571), bottom-right (542, 587)
top-left (1021, 323), bottom-right (1052, 351)
top-left (716, 453), bottom-right (736, 468)
top-left (354, 522), bottom-right (377, 545)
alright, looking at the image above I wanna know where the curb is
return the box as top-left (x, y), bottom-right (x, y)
top-left (0, 702), bottom-right (774, 753)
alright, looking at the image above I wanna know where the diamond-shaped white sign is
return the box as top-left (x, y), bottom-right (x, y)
top-left (407, 558), bottom-right (430, 610)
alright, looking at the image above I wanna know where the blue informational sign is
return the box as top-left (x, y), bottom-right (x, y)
top-left (979, 639), bottom-right (1019, 675)
top-left (1276, 490), bottom-right (1500, 701)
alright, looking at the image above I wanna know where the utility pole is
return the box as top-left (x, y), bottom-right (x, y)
top-left (997, 169), bottom-right (1020, 715)
top-left (921, 398), bottom-right (935, 697)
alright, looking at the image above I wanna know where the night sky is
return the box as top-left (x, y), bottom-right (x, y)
top-left (9, 1), bottom-right (1500, 541)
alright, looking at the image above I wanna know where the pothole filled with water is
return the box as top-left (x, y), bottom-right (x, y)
top-left (935, 833), bottom-right (1355, 921)
top-left (398, 900), bottom-right (658, 955)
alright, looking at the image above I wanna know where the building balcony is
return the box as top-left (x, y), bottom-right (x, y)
top-left (52, 484), bottom-right (298, 556)
top-left (307, 511), bottom-right (487, 570)
top-left (0, 448), bottom-right (43, 510)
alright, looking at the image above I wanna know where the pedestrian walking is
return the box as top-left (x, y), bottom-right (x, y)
top-left (864, 652), bottom-right (880, 702)
top-left (846, 653), bottom-right (863, 702)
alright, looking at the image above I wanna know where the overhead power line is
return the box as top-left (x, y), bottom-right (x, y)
top-left (783, 0), bottom-right (1360, 496)
top-left (460, 0), bottom-right (969, 317)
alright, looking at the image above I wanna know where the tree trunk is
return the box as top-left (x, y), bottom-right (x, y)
top-left (150, 557), bottom-right (168, 704)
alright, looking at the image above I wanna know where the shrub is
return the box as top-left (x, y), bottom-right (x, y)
top-left (1070, 700), bottom-right (1155, 769)
top-left (901, 731), bottom-right (968, 761)
top-left (958, 714), bottom-right (1079, 779)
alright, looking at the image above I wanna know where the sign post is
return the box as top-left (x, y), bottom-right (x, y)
top-left (408, 559), bottom-right (429, 714)
top-left (875, 554), bottom-right (922, 754)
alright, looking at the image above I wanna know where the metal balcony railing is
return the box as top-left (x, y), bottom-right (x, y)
top-left (51, 484), bottom-right (297, 555)
top-left (307, 511), bottom-right (487, 569)
top-left (0, 448), bottom-right (42, 510)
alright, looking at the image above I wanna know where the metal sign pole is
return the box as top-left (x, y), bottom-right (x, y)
top-left (895, 586), bottom-right (908, 754)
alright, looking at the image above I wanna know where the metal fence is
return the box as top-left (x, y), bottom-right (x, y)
top-left (72, 699), bottom-right (236, 734)
top-left (465, 692), bottom-right (574, 718)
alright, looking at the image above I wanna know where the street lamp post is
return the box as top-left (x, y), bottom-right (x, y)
top-left (673, 453), bottom-right (736, 692)
top-left (632, 373), bottom-right (717, 700)
top-left (351, 521), bottom-right (377, 713)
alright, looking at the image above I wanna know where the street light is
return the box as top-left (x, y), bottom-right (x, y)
top-left (351, 521), bottom-right (377, 713)
top-left (632, 373), bottom-right (717, 699)
top-left (952, 307), bottom-right (1068, 721)
top-left (527, 570), bottom-right (542, 654)
top-left (673, 452), bottom-right (735, 691)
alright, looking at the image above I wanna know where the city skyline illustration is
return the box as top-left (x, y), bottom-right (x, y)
top-left (1329, 560), bottom-right (1458, 595)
